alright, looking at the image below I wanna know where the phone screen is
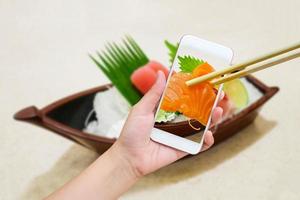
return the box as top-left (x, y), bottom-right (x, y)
top-left (154, 35), bottom-right (233, 148)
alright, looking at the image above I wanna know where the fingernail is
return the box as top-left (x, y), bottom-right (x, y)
top-left (157, 70), bottom-right (163, 76)
top-left (156, 70), bottom-right (164, 81)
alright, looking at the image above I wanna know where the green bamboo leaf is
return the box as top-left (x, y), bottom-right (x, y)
top-left (123, 38), bottom-right (140, 62)
top-left (103, 50), bottom-right (125, 77)
top-left (126, 35), bottom-right (148, 62)
top-left (89, 54), bottom-right (110, 77)
top-left (96, 52), bottom-right (116, 79)
top-left (90, 36), bottom-right (149, 105)
top-left (112, 43), bottom-right (136, 74)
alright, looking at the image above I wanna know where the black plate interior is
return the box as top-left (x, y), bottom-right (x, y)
top-left (47, 93), bottom-right (97, 130)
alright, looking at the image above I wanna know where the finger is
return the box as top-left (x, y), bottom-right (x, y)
top-left (201, 131), bottom-right (214, 152)
top-left (220, 91), bottom-right (225, 100)
top-left (134, 71), bottom-right (166, 114)
top-left (212, 107), bottom-right (223, 124)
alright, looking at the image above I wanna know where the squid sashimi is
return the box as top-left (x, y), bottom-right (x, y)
top-left (161, 63), bottom-right (216, 125)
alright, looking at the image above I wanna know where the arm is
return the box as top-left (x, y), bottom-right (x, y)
top-left (46, 145), bottom-right (138, 200)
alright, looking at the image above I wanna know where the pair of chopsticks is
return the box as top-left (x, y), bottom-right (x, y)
top-left (186, 42), bottom-right (300, 86)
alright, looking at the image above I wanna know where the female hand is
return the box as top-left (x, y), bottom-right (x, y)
top-left (112, 71), bottom-right (223, 177)
top-left (47, 71), bottom-right (223, 200)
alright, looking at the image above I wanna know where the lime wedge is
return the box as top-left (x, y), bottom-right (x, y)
top-left (223, 79), bottom-right (249, 109)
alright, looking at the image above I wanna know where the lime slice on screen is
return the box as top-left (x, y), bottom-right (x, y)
top-left (155, 109), bottom-right (176, 123)
top-left (223, 79), bottom-right (249, 109)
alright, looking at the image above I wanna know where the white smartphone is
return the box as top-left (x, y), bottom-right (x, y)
top-left (151, 35), bottom-right (233, 154)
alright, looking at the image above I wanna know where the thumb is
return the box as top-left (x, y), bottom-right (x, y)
top-left (133, 71), bottom-right (166, 115)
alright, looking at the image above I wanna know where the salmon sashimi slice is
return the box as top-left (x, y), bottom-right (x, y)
top-left (160, 63), bottom-right (216, 125)
top-left (192, 62), bottom-right (215, 78)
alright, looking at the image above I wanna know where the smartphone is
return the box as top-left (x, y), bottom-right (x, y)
top-left (151, 35), bottom-right (233, 154)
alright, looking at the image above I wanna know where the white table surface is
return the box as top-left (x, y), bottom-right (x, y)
top-left (1, 0), bottom-right (300, 199)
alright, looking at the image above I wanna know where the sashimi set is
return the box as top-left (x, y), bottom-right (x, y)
top-left (14, 35), bottom-right (279, 154)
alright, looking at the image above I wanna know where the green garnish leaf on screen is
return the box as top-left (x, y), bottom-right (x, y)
top-left (89, 35), bottom-right (148, 105)
top-left (164, 40), bottom-right (204, 72)
top-left (178, 55), bottom-right (204, 73)
top-left (164, 40), bottom-right (178, 64)
top-left (155, 109), bottom-right (176, 123)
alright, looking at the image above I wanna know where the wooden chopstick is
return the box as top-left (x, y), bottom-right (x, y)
top-left (185, 42), bottom-right (300, 86)
top-left (211, 51), bottom-right (300, 85)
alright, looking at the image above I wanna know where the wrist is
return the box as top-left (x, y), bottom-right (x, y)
top-left (107, 142), bottom-right (141, 182)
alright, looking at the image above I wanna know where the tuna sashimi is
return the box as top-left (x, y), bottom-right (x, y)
top-left (131, 60), bottom-right (169, 94)
top-left (131, 66), bottom-right (157, 94)
top-left (146, 61), bottom-right (169, 77)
